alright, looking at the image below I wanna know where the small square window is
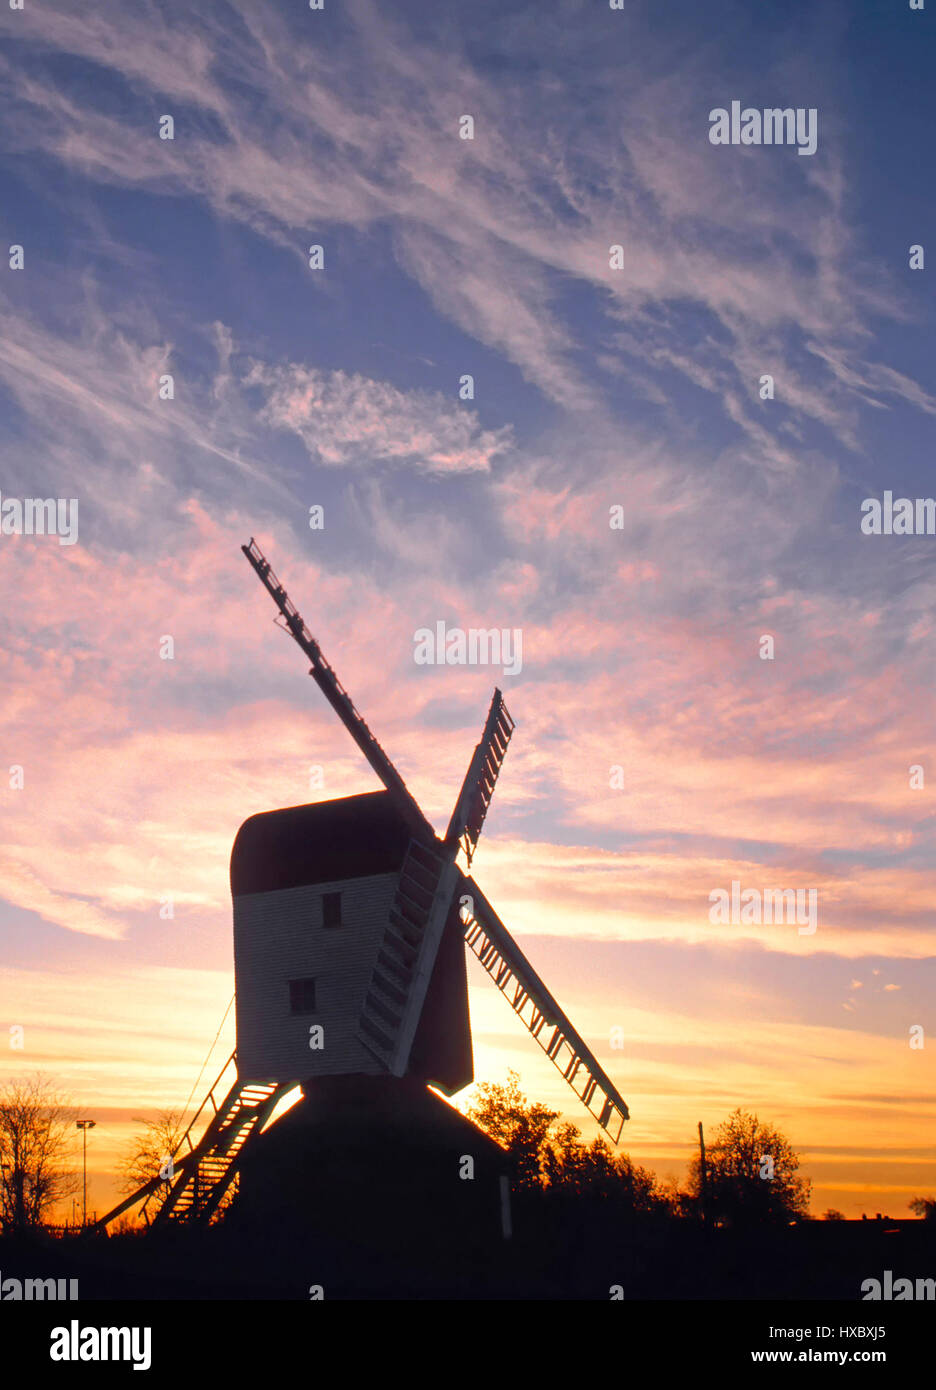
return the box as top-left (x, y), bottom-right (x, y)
top-left (289, 978), bottom-right (316, 1014)
top-left (322, 891), bottom-right (342, 929)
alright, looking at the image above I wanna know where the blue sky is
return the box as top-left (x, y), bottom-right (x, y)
top-left (0, 0), bottom-right (934, 1216)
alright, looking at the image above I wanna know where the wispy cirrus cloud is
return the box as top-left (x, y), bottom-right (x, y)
top-left (246, 361), bottom-right (512, 473)
top-left (2, 0), bottom-right (928, 448)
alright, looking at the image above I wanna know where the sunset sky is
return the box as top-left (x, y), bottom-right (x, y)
top-left (0, 0), bottom-right (934, 1221)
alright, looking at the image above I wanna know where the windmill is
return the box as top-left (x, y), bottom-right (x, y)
top-left (99, 539), bottom-right (628, 1232)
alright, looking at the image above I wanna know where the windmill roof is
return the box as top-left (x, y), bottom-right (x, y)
top-left (230, 790), bottom-right (412, 895)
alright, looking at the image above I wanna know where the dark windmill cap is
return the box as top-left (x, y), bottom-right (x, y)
top-left (230, 790), bottom-right (412, 896)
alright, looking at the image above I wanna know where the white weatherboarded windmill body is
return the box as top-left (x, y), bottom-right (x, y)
top-left (100, 540), bottom-right (629, 1231)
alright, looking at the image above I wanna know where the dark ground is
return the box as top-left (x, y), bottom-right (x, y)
top-left (2, 1204), bottom-right (933, 1300)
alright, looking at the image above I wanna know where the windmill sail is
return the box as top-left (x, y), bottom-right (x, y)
top-left (242, 539), bottom-right (433, 841)
top-left (444, 688), bottom-right (515, 865)
top-left (357, 839), bottom-right (460, 1076)
top-left (460, 879), bottom-right (629, 1143)
top-left (243, 540), bottom-right (465, 1085)
top-left (241, 538), bottom-right (630, 1144)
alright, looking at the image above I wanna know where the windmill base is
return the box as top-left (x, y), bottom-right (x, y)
top-left (231, 1074), bottom-right (510, 1266)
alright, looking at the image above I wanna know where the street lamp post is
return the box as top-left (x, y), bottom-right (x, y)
top-left (1, 1162), bottom-right (9, 1233)
top-left (75, 1120), bottom-right (96, 1226)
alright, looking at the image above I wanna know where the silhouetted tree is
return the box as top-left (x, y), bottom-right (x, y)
top-left (118, 1110), bottom-right (184, 1215)
top-left (466, 1071), bottom-right (558, 1188)
top-left (468, 1071), bottom-right (669, 1211)
top-left (822, 1208), bottom-right (846, 1221)
top-left (910, 1196), bottom-right (936, 1221)
top-left (687, 1108), bottom-right (810, 1225)
top-left (0, 1074), bottom-right (78, 1231)
top-left (542, 1120), bottom-right (617, 1193)
top-left (542, 1121), bottom-right (668, 1210)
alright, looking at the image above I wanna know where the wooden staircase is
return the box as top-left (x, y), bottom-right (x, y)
top-left (151, 1078), bottom-right (287, 1226)
top-left (95, 1054), bottom-right (296, 1231)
